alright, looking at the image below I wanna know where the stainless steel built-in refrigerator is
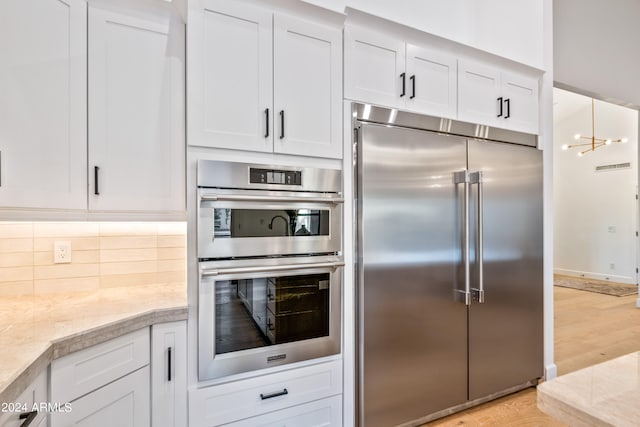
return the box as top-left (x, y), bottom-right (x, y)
top-left (355, 104), bottom-right (543, 427)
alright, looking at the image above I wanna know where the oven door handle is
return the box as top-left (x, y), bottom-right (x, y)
top-left (199, 194), bottom-right (344, 204)
top-left (201, 261), bottom-right (345, 277)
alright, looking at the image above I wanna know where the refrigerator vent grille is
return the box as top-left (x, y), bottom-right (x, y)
top-left (595, 162), bottom-right (631, 172)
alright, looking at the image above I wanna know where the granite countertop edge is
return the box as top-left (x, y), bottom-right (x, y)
top-left (0, 305), bottom-right (188, 405)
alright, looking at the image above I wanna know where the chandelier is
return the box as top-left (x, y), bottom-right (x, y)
top-left (561, 98), bottom-right (627, 157)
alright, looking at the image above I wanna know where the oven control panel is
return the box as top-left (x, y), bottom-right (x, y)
top-left (249, 168), bottom-right (302, 186)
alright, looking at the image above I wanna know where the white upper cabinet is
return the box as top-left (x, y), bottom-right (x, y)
top-left (458, 59), bottom-right (539, 134)
top-left (273, 14), bottom-right (342, 158)
top-left (406, 44), bottom-right (457, 118)
top-left (192, 0), bottom-right (273, 153)
top-left (88, 6), bottom-right (185, 212)
top-left (0, 0), bottom-right (87, 210)
top-left (344, 27), bottom-right (406, 110)
top-left (344, 27), bottom-right (457, 119)
top-left (189, 0), bottom-right (343, 159)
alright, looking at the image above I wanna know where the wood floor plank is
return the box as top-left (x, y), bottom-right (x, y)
top-left (421, 285), bottom-right (640, 426)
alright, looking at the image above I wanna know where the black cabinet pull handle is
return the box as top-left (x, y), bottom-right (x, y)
top-left (279, 110), bottom-right (285, 139)
top-left (264, 108), bottom-right (269, 138)
top-left (400, 73), bottom-right (406, 97)
top-left (94, 166), bottom-right (100, 195)
top-left (410, 75), bottom-right (416, 99)
top-left (497, 97), bottom-right (503, 117)
top-left (19, 410), bottom-right (38, 427)
top-left (260, 388), bottom-right (288, 400)
top-left (504, 98), bottom-right (511, 119)
top-left (168, 346), bottom-right (172, 382)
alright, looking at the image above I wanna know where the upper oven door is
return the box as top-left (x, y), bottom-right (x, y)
top-left (198, 188), bottom-right (343, 259)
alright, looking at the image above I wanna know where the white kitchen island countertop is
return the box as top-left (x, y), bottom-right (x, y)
top-left (537, 351), bottom-right (640, 427)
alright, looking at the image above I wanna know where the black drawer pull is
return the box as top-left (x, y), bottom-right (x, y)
top-left (264, 108), bottom-right (269, 138)
top-left (400, 73), bottom-right (406, 97)
top-left (94, 166), bottom-right (100, 195)
top-left (168, 346), bottom-right (172, 382)
top-left (19, 410), bottom-right (38, 427)
top-left (504, 98), bottom-right (511, 119)
top-left (260, 388), bottom-right (288, 400)
top-left (410, 74), bottom-right (415, 99)
top-left (279, 110), bottom-right (285, 139)
top-left (497, 97), bottom-right (503, 117)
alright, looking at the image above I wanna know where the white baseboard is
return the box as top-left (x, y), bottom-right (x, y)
top-left (544, 363), bottom-right (557, 381)
top-left (554, 268), bottom-right (636, 285)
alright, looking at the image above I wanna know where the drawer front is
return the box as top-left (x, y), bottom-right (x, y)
top-left (189, 359), bottom-right (342, 427)
top-left (0, 369), bottom-right (47, 427)
top-left (51, 327), bottom-right (150, 403)
top-left (224, 395), bottom-right (342, 427)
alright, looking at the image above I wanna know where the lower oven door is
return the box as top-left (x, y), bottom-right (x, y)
top-left (198, 257), bottom-right (343, 381)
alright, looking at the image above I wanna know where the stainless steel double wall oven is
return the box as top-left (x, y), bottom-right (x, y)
top-left (197, 160), bottom-right (343, 381)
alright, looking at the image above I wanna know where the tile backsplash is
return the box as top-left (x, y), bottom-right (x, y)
top-left (0, 222), bottom-right (186, 296)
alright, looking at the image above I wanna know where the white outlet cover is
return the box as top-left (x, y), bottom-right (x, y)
top-left (54, 241), bottom-right (72, 264)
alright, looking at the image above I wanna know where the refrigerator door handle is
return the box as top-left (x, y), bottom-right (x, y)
top-left (453, 170), bottom-right (471, 305)
top-left (470, 171), bottom-right (485, 303)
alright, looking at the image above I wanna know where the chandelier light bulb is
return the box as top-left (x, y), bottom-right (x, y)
top-left (622, 137), bottom-right (629, 143)
top-left (574, 133), bottom-right (581, 140)
top-left (605, 139), bottom-right (612, 145)
top-left (561, 144), bottom-right (569, 150)
top-left (577, 152), bottom-right (584, 157)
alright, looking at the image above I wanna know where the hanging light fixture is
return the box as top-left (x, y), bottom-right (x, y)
top-left (561, 98), bottom-right (628, 157)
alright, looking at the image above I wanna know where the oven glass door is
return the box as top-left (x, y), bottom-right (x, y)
top-left (198, 189), bottom-right (343, 258)
top-left (198, 259), bottom-right (342, 380)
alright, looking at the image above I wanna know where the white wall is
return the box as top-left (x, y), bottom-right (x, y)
top-left (302, 0), bottom-right (545, 69)
top-left (554, 0), bottom-right (640, 107)
top-left (553, 89), bottom-right (638, 283)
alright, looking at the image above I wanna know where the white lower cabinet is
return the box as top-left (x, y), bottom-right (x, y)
top-left (51, 367), bottom-right (150, 427)
top-left (225, 395), bottom-right (342, 427)
top-left (151, 321), bottom-right (187, 427)
top-left (0, 369), bottom-right (48, 427)
top-left (50, 328), bottom-right (151, 427)
top-left (189, 359), bottom-right (343, 427)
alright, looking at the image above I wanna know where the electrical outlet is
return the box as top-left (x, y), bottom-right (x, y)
top-left (54, 241), bottom-right (72, 264)
top-left (609, 263), bottom-right (615, 270)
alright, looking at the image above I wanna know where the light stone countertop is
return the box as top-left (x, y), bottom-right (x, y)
top-left (0, 283), bottom-right (187, 404)
top-left (537, 351), bottom-right (640, 427)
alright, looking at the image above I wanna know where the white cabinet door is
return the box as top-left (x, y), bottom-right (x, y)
top-left (458, 60), bottom-right (539, 134)
top-left (51, 367), bottom-right (150, 427)
top-left (500, 71), bottom-right (539, 134)
top-left (189, 0), bottom-right (273, 152)
top-left (457, 59), bottom-right (501, 127)
top-left (224, 395), bottom-right (342, 427)
top-left (151, 321), bottom-right (187, 427)
top-left (344, 26), bottom-right (405, 109)
top-left (273, 14), bottom-right (342, 159)
top-left (0, 0), bottom-right (86, 210)
top-left (88, 7), bottom-right (185, 212)
top-left (405, 44), bottom-right (457, 119)
top-left (0, 369), bottom-right (48, 427)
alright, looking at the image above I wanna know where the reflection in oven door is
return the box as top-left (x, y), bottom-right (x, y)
top-left (215, 273), bottom-right (330, 354)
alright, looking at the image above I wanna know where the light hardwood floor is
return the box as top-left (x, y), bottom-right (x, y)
top-left (422, 285), bottom-right (640, 426)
